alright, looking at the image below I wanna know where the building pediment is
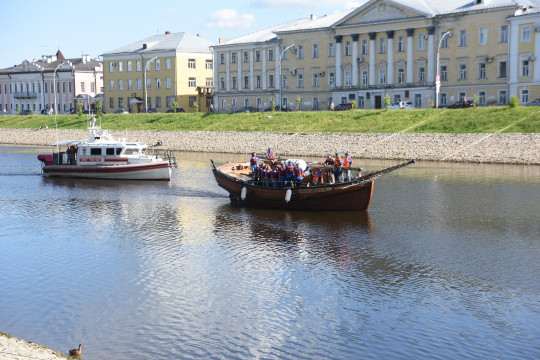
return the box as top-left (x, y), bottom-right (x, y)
top-left (336, 0), bottom-right (429, 27)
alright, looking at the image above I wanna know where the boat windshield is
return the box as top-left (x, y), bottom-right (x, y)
top-left (124, 148), bottom-right (140, 156)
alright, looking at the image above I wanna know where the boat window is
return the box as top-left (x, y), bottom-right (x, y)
top-left (90, 148), bottom-right (102, 155)
top-left (106, 148), bottom-right (115, 155)
top-left (125, 148), bottom-right (139, 155)
top-left (116, 148), bottom-right (122, 155)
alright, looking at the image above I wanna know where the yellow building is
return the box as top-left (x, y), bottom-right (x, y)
top-left (102, 31), bottom-right (214, 113)
top-left (212, 0), bottom-right (540, 111)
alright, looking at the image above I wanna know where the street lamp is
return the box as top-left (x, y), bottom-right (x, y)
top-left (141, 54), bottom-right (158, 112)
top-left (279, 44), bottom-right (294, 111)
top-left (53, 61), bottom-right (66, 148)
top-left (436, 31), bottom-right (452, 108)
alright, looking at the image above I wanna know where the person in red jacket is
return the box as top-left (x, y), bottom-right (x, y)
top-left (343, 152), bottom-right (353, 181)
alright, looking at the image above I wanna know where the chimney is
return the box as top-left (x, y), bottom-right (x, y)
top-left (197, 34), bottom-right (201, 38)
top-left (311, 14), bottom-right (317, 20)
top-left (143, 43), bottom-right (147, 49)
top-left (165, 31), bottom-right (171, 34)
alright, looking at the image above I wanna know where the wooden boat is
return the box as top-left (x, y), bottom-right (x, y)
top-left (37, 118), bottom-right (177, 181)
top-left (211, 158), bottom-right (415, 211)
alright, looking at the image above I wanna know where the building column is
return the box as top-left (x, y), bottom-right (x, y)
top-left (250, 49), bottom-right (254, 91)
top-left (407, 28), bottom-right (415, 84)
top-left (369, 32), bottom-right (376, 86)
top-left (335, 35), bottom-right (342, 88)
top-left (238, 51), bottom-right (242, 92)
top-left (387, 31), bottom-right (394, 85)
top-left (427, 26), bottom-right (435, 83)
top-left (262, 47), bottom-right (267, 90)
top-left (352, 34), bottom-right (359, 87)
top-left (275, 45), bottom-right (281, 91)
top-left (226, 51), bottom-right (230, 92)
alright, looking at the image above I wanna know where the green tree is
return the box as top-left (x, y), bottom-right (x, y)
top-left (95, 100), bottom-right (103, 117)
top-left (193, 101), bottom-right (199, 112)
top-left (270, 97), bottom-right (276, 111)
top-left (509, 96), bottom-right (519, 108)
top-left (473, 94), bottom-right (479, 107)
top-left (296, 96), bottom-right (302, 110)
top-left (76, 102), bottom-right (83, 115)
top-left (29, 107), bottom-right (34, 115)
top-left (171, 100), bottom-right (178, 112)
top-left (16, 105), bottom-right (20, 115)
top-left (384, 94), bottom-right (391, 110)
top-left (351, 100), bottom-right (357, 109)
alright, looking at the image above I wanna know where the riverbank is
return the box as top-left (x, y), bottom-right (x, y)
top-left (0, 128), bottom-right (538, 165)
top-left (0, 332), bottom-right (66, 359)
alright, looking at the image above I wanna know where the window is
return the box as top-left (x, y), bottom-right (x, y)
top-left (499, 61), bottom-right (507, 78)
top-left (155, 60), bottom-right (160, 71)
top-left (328, 71), bottom-right (335, 87)
top-left (522, 26), bottom-right (531, 42)
top-left (165, 58), bottom-right (171, 70)
top-left (418, 34), bottom-right (426, 50)
top-left (378, 68), bottom-right (386, 85)
top-left (297, 45), bottom-right (304, 59)
top-left (118, 62), bottom-right (123, 72)
top-left (268, 49), bottom-right (274, 61)
top-left (189, 96), bottom-right (196, 107)
top-left (127, 61), bottom-right (132, 72)
top-left (166, 77), bottom-right (171, 89)
top-left (477, 91), bottom-right (486, 106)
top-left (394, 94), bottom-right (401, 104)
top-left (109, 97), bottom-right (114, 108)
top-left (418, 66), bottom-right (425, 83)
top-left (313, 44), bottom-right (319, 58)
top-left (256, 51), bottom-right (261, 62)
top-left (231, 52), bottom-right (236, 63)
top-left (44, 82), bottom-right (48, 93)
top-left (379, 37), bottom-right (386, 53)
top-left (220, 54), bottom-right (225, 64)
top-left (118, 98), bottom-right (124, 108)
top-left (109, 80), bottom-right (114, 91)
top-left (118, 79), bottom-right (123, 90)
top-left (136, 79), bottom-right (142, 90)
top-left (479, 27), bottom-right (488, 45)
top-left (345, 71), bottom-right (351, 86)
top-left (206, 78), bottom-right (213, 87)
top-left (221, 98), bottom-right (226, 110)
top-left (521, 89), bottom-right (529, 104)
top-left (361, 70), bottom-right (368, 86)
top-left (232, 76), bottom-right (237, 90)
top-left (244, 75), bottom-right (249, 89)
top-left (414, 94), bottom-right (422, 107)
top-left (459, 64), bottom-right (467, 80)
top-left (268, 74), bottom-right (274, 88)
top-left (90, 82), bottom-right (95, 92)
top-left (127, 79), bottom-right (132, 90)
top-left (328, 43), bottom-right (335, 57)
top-left (440, 32), bottom-right (449, 48)
top-left (147, 97), bottom-right (152, 109)
top-left (358, 96), bottom-right (365, 109)
top-left (479, 62), bottom-right (486, 79)
top-left (256, 75), bottom-right (261, 88)
top-left (220, 77), bottom-right (225, 90)
top-left (156, 96), bottom-right (161, 108)
top-left (521, 59), bottom-right (530, 77)
top-left (440, 93), bottom-right (447, 106)
top-left (345, 41), bottom-right (351, 56)
top-left (81, 82), bottom-right (85, 92)
top-left (440, 65), bottom-right (447, 81)
top-left (109, 63), bottom-right (114, 72)
top-left (397, 68), bottom-right (405, 84)
top-left (313, 97), bottom-right (319, 110)
top-left (243, 51), bottom-right (248, 63)
top-left (91, 148), bottom-right (103, 156)
top-left (498, 90), bottom-right (507, 104)
top-left (312, 73), bottom-right (319, 88)
top-left (499, 25), bottom-right (508, 43)
top-left (155, 78), bottom-right (161, 89)
top-left (282, 74), bottom-right (288, 89)
top-left (136, 60), bottom-right (142, 72)
top-left (188, 59), bottom-right (196, 69)
top-left (361, 39), bottom-right (368, 55)
top-left (297, 73), bottom-right (303, 88)
top-left (459, 30), bottom-right (467, 47)
top-left (282, 47), bottom-right (288, 60)
top-left (189, 77), bottom-right (196, 88)
top-left (62, 82), bottom-right (65, 93)
top-left (146, 78), bottom-right (150, 90)
top-left (206, 60), bottom-right (213, 70)
top-left (397, 36), bottom-right (405, 52)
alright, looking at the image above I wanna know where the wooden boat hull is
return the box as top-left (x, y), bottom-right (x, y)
top-left (42, 161), bottom-right (172, 181)
top-left (212, 167), bottom-right (374, 211)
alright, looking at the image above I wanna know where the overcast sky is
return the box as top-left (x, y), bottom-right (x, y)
top-left (0, 0), bottom-right (363, 68)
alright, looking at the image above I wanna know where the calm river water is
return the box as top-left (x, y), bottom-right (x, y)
top-left (1, 145), bottom-right (539, 360)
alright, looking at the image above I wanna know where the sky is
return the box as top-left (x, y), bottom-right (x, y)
top-left (0, 0), bottom-right (363, 69)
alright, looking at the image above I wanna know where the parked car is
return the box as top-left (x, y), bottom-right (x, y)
top-left (140, 108), bottom-right (158, 113)
top-left (263, 105), bottom-right (292, 112)
top-left (523, 98), bottom-right (540, 106)
top-left (447, 100), bottom-right (474, 109)
top-left (165, 108), bottom-right (185, 113)
top-left (389, 101), bottom-right (415, 110)
top-left (334, 103), bottom-right (353, 111)
top-left (238, 106), bottom-right (259, 113)
top-left (114, 109), bottom-right (129, 114)
top-left (19, 109), bottom-right (32, 115)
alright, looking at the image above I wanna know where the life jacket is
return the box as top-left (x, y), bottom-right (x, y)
top-left (266, 151), bottom-right (275, 158)
top-left (313, 171), bottom-right (322, 182)
top-left (286, 165), bottom-right (295, 176)
top-left (250, 156), bottom-right (259, 166)
top-left (295, 167), bottom-right (303, 178)
top-left (324, 157), bottom-right (334, 165)
top-left (343, 155), bottom-right (352, 167)
top-left (335, 157), bottom-right (343, 167)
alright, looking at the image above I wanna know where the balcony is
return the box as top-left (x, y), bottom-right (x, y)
top-left (13, 92), bottom-right (38, 99)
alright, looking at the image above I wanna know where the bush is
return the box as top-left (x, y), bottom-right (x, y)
top-left (508, 96), bottom-right (519, 108)
top-left (384, 94), bottom-right (391, 110)
top-left (351, 100), bottom-right (357, 109)
top-left (95, 100), bottom-right (103, 117)
top-left (76, 102), bottom-right (83, 115)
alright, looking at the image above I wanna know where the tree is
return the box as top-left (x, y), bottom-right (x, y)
top-left (29, 107), bottom-right (34, 115)
top-left (270, 97), bottom-right (276, 111)
top-left (16, 105), bottom-right (20, 115)
top-left (296, 96), bottom-right (302, 110)
top-left (384, 94), bottom-right (391, 110)
top-left (193, 101), bottom-right (199, 112)
top-left (95, 100), bottom-right (103, 117)
top-left (171, 100), bottom-right (178, 112)
top-left (76, 102), bottom-right (84, 115)
top-left (509, 96), bottom-right (519, 108)
top-left (351, 100), bottom-right (357, 109)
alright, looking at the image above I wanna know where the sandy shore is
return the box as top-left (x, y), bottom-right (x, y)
top-left (0, 333), bottom-right (66, 359)
top-left (0, 128), bottom-right (538, 165)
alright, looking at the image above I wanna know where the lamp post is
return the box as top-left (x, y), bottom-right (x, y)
top-left (53, 61), bottom-right (65, 149)
top-left (279, 44), bottom-right (294, 111)
top-left (436, 31), bottom-right (452, 108)
top-left (141, 54), bottom-right (158, 112)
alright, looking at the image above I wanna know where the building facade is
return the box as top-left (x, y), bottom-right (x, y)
top-left (211, 0), bottom-right (540, 112)
top-left (0, 51), bottom-right (103, 114)
top-left (101, 31), bottom-right (215, 114)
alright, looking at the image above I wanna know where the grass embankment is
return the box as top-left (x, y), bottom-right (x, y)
top-left (0, 107), bottom-right (538, 133)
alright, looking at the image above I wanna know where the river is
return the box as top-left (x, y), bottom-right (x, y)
top-left (0, 145), bottom-right (539, 359)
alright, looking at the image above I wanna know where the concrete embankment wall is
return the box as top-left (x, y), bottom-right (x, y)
top-left (0, 128), bottom-right (538, 165)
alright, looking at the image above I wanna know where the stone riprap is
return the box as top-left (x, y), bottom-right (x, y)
top-left (0, 128), bottom-right (538, 165)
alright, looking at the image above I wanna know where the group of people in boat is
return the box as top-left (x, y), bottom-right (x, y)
top-left (249, 148), bottom-right (355, 188)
